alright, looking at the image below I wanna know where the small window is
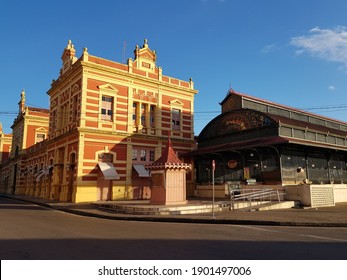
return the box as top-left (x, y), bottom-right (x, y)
top-left (132, 150), bottom-right (138, 161)
top-left (150, 105), bottom-right (155, 127)
top-left (132, 147), bottom-right (155, 163)
top-left (141, 104), bottom-right (146, 126)
top-left (101, 96), bottom-right (113, 121)
top-left (172, 109), bottom-right (181, 130)
top-left (141, 115), bottom-right (146, 126)
top-left (35, 133), bottom-right (46, 143)
top-left (132, 102), bottom-right (138, 124)
top-left (140, 150), bottom-right (147, 161)
top-left (149, 150), bottom-right (155, 162)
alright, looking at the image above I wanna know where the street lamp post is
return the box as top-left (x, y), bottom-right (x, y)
top-left (212, 159), bottom-right (215, 220)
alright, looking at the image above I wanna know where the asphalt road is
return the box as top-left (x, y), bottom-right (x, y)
top-left (1, 197), bottom-right (347, 260)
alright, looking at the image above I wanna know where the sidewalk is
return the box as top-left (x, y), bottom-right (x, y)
top-left (2, 194), bottom-right (347, 227)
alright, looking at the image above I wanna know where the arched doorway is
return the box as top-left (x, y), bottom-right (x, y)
top-left (260, 147), bottom-right (281, 184)
top-left (243, 149), bottom-right (262, 182)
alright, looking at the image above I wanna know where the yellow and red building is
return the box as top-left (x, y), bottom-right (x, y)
top-left (0, 39), bottom-right (198, 202)
top-left (0, 89), bottom-right (50, 195)
top-left (0, 123), bottom-right (12, 164)
top-left (0, 122), bottom-right (13, 192)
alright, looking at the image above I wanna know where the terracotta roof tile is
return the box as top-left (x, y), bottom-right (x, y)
top-left (146, 138), bottom-right (191, 170)
top-left (154, 138), bottom-right (182, 165)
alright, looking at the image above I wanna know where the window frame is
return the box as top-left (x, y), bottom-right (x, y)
top-left (35, 133), bottom-right (46, 144)
top-left (172, 108), bottom-right (181, 130)
top-left (132, 147), bottom-right (155, 163)
top-left (100, 95), bottom-right (114, 121)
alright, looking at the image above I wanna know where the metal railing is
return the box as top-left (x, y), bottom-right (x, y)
top-left (229, 188), bottom-right (284, 211)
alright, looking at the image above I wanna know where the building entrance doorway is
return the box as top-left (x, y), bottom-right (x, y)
top-left (132, 164), bottom-right (151, 199)
top-left (97, 153), bottom-right (117, 201)
top-left (97, 171), bottom-right (112, 201)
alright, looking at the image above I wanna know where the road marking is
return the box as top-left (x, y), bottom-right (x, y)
top-left (229, 224), bottom-right (347, 242)
top-left (227, 224), bottom-right (282, 233)
top-left (298, 234), bottom-right (347, 242)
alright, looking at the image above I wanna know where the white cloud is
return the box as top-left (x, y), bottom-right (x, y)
top-left (328, 85), bottom-right (336, 91)
top-left (290, 26), bottom-right (347, 67)
top-left (261, 43), bottom-right (277, 54)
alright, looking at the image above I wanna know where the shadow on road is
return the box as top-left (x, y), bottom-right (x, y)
top-left (1, 238), bottom-right (347, 260)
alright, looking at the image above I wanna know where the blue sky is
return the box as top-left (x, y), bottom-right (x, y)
top-left (1, 0), bottom-right (347, 135)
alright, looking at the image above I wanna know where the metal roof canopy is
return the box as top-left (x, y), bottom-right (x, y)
top-left (133, 164), bottom-right (150, 177)
top-left (98, 162), bottom-right (120, 180)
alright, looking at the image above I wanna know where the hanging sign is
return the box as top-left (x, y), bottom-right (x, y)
top-left (228, 160), bottom-right (238, 169)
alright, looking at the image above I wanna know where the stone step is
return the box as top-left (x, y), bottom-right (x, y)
top-left (94, 200), bottom-right (296, 215)
top-left (95, 202), bottom-right (225, 215)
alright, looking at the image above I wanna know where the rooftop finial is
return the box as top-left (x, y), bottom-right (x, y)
top-left (229, 88), bottom-right (236, 94)
top-left (65, 39), bottom-right (75, 53)
top-left (19, 89), bottom-right (26, 113)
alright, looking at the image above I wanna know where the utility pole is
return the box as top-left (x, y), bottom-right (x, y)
top-left (212, 159), bottom-right (215, 219)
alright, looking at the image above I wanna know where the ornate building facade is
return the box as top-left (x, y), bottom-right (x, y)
top-left (0, 90), bottom-right (50, 195)
top-left (0, 123), bottom-right (12, 164)
top-left (0, 39), bottom-right (198, 202)
top-left (0, 122), bottom-right (13, 191)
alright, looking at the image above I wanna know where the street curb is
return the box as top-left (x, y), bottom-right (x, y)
top-left (3, 194), bottom-right (347, 227)
top-left (59, 207), bottom-right (347, 227)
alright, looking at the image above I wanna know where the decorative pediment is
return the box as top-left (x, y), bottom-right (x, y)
top-left (60, 40), bottom-right (77, 75)
top-left (71, 83), bottom-right (80, 92)
top-left (169, 99), bottom-right (184, 107)
top-left (134, 39), bottom-right (157, 62)
top-left (35, 127), bottom-right (47, 132)
top-left (138, 50), bottom-right (156, 62)
top-left (133, 39), bottom-right (157, 72)
top-left (61, 40), bottom-right (76, 61)
top-left (98, 84), bottom-right (118, 93)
